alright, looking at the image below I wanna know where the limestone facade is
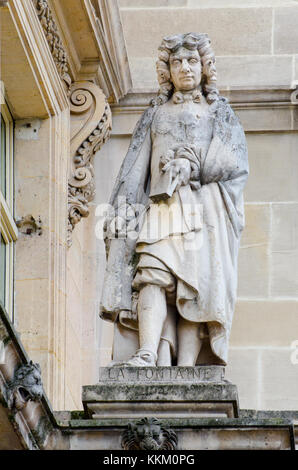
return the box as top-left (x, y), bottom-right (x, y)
top-left (95, 0), bottom-right (298, 411)
top-left (0, 0), bottom-right (298, 419)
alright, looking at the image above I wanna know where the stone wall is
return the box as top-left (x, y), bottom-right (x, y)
top-left (119, 0), bottom-right (298, 91)
top-left (94, 0), bottom-right (298, 411)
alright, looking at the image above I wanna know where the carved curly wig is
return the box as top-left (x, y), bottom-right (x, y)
top-left (155, 32), bottom-right (218, 106)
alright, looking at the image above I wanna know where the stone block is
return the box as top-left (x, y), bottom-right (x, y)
top-left (274, 6), bottom-right (298, 54)
top-left (271, 203), bottom-right (298, 297)
top-left (120, 0), bottom-right (187, 6)
top-left (94, 137), bottom-right (129, 205)
top-left (225, 349), bottom-right (260, 410)
top-left (83, 366), bottom-right (239, 419)
top-left (121, 8), bottom-right (272, 58)
top-left (245, 133), bottom-right (298, 202)
top-left (230, 300), bottom-right (298, 347)
top-left (129, 54), bottom-right (293, 90)
top-left (237, 204), bottom-right (270, 297)
top-left (217, 55), bottom-right (292, 89)
top-left (295, 54), bottom-right (298, 81)
top-left (16, 176), bottom-right (50, 226)
top-left (241, 203), bottom-right (271, 246)
top-left (110, 113), bottom-right (140, 136)
top-left (66, 239), bottom-right (83, 293)
top-left (15, 228), bottom-right (51, 280)
top-left (236, 106), bottom-right (292, 132)
top-left (238, 245), bottom-right (269, 298)
top-left (66, 272), bottom-right (82, 341)
top-left (15, 118), bottom-right (50, 178)
top-left (260, 349), bottom-right (298, 409)
top-left (128, 58), bottom-right (157, 89)
top-left (188, 0), bottom-right (296, 6)
top-left (65, 322), bottom-right (82, 396)
top-left (15, 279), bottom-right (50, 346)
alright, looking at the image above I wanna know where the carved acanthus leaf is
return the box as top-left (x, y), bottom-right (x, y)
top-left (34, 0), bottom-right (72, 88)
top-left (68, 81), bottom-right (112, 246)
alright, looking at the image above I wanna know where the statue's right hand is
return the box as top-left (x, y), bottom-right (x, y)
top-left (163, 158), bottom-right (191, 190)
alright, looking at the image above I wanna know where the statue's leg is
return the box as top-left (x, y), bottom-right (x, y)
top-left (138, 284), bottom-right (167, 357)
top-left (177, 317), bottom-right (202, 366)
top-left (157, 340), bottom-right (171, 366)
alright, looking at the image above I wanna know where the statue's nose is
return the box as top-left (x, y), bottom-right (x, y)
top-left (181, 59), bottom-right (190, 72)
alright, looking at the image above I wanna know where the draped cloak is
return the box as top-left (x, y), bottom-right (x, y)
top-left (100, 95), bottom-right (248, 365)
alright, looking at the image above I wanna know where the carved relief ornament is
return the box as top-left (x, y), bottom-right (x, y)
top-left (68, 81), bottom-right (112, 246)
top-left (121, 417), bottom-right (178, 451)
top-left (34, 0), bottom-right (71, 88)
top-left (6, 361), bottom-right (43, 413)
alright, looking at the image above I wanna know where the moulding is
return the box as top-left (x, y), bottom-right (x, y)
top-left (33, 0), bottom-right (72, 90)
top-left (50, 0), bottom-right (132, 103)
top-left (111, 87), bottom-right (298, 113)
top-left (8, 0), bottom-right (69, 116)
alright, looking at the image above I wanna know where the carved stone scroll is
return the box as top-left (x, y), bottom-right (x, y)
top-left (68, 81), bottom-right (112, 246)
top-left (34, 0), bottom-right (72, 88)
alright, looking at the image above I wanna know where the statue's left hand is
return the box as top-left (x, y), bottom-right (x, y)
top-left (163, 158), bottom-right (191, 191)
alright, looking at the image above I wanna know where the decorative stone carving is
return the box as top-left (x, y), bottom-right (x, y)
top-left (101, 33), bottom-right (248, 368)
top-left (34, 0), bottom-right (72, 88)
top-left (68, 81), bottom-right (112, 246)
top-left (6, 361), bottom-right (43, 412)
top-left (16, 215), bottom-right (42, 236)
top-left (121, 417), bottom-right (178, 450)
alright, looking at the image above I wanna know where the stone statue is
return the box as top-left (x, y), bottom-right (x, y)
top-left (100, 33), bottom-right (248, 368)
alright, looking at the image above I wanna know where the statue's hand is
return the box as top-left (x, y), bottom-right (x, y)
top-left (163, 158), bottom-right (191, 191)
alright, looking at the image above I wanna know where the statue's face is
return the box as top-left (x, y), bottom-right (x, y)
top-left (169, 47), bottom-right (201, 92)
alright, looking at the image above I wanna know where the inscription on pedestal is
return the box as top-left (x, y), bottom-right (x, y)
top-left (99, 366), bottom-right (225, 383)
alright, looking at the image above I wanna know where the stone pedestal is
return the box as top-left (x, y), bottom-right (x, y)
top-left (82, 366), bottom-right (239, 420)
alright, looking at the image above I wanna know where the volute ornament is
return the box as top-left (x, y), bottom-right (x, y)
top-left (68, 81), bottom-right (112, 246)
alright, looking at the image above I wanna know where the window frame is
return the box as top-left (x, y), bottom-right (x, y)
top-left (0, 83), bottom-right (18, 320)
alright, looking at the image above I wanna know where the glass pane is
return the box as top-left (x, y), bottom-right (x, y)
top-left (0, 234), bottom-right (5, 306)
top-left (0, 114), bottom-right (6, 197)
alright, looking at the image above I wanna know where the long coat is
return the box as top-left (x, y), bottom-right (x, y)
top-left (100, 96), bottom-right (248, 365)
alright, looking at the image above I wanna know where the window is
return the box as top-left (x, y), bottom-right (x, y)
top-left (0, 83), bottom-right (17, 320)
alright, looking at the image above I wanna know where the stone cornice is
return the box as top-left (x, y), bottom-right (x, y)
top-left (111, 87), bottom-right (298, 134)
top-left (50, 0), bottom-right (132, 103)
top-left (111, 87), bottom-right (298, 113)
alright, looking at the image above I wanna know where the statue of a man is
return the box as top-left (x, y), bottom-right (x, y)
top-left (100, 33), bottom-right (248, 368)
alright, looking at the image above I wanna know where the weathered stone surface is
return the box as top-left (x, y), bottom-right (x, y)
top-left (98, 365), bottom-right (225, 382)
top-left (65, 416), bottom-right (295, 450)
top-left (225, 349), bottom-right (260, 410)
top-left (217, 55), bottom-right (292, 89)
top-left (120, 0), bottom-right (187, 6)
top-left (125, 54), bottom-right (294, 92)
top-left (261, 350), bottom-right (298, 410)
top-left (274, 6), bottom-right (298, 54)
top-left (121, 8), bottom-right (272, 58)
top-left (83, 366), bottom-right (239, 419)
top-left (245, 133), bottom-right (298, 202)
top-left (230, 300), bottom-right (298, 347)
top-left (238, 204), bottom-right (270, 297)
top-left (271, 203), bottom-right (298, 297)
